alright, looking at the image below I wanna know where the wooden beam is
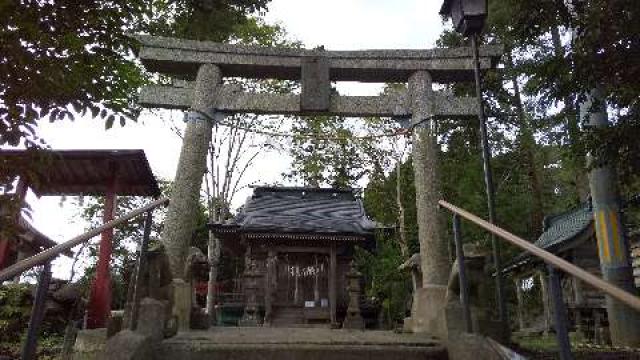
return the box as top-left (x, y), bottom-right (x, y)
top-left (329, 243), bottom-right (337, 326)
top-left (135, 35), bottom-right (502, 83)
top-left (139, 83), bottom-right (478, 118)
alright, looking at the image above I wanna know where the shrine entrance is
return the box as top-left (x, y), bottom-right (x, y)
top-left (276, 252), bottom-right (329, 308)
top-left (136, 34), bottom-right (501, 332)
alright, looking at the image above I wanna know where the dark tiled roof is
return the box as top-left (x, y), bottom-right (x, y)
top-left (535, 204), bottom-right (593, 251)
top-left (503, 203), bottom-right (593, 273)
top-left (230, 186), bottom-right (377, 236)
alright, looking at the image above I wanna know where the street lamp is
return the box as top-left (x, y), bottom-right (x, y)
top-left (440, 0), bottom-right (509, 330)
top-left (439, 0), bottom-right (487, 36)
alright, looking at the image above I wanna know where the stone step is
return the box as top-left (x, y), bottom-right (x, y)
top-left (154, 328), bottom-right (447, 360)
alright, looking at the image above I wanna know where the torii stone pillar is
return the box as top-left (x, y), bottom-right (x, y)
top-left (161, 63), bottom-right (221, 331)
top-left (409, 71), bottom-right (450, 337)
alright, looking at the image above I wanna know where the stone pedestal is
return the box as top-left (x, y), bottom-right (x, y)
top-left (72, 328), bottom-right (107, 360)
top-left (444, 301), bottom-right (467, 336)
top-left (98, 298), bottom-right (170, 360)
top-left (172, 279), bottom-right (191, 332)
top-left (137, 298), bottom-right (169, 341)
top-left (407, 285), bottom-right (447, 338)
top-left (99, 330), bottom-right (154, 360)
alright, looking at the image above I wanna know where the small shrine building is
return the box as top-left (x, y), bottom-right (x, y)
top-left (210, 186), bottom-right (377, 327)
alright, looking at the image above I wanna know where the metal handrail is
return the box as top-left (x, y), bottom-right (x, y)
top-left (439, 200), bottom-right (640, 313)
top-left (0, 197), bottom-right (169, 282)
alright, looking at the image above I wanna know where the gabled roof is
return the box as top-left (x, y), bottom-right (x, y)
top-left (214, 186), bottom-right (377, 237)
top-left (17, 216), bottom-right (73, 257)
top-left (535, 204), bottom-right (593, 251)
top-left (0, 149), bottom-right (160, 197)
top-left (504, 203), bottom-right (594, 273)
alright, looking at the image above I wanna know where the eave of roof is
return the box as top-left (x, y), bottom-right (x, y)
top-left (1, 149), bottom-right (160, 197)
top-left (503, 204), bottom-right (594, 273)
top-left (17, 216), bottom-right (73, 257)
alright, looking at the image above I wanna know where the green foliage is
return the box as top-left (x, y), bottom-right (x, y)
top-left (0, 0), bottom-right (273, 147)
top-left (355, 233), bottom-right (411, 326)
top-left (0, 0), bottom-right (149, 146)
top-left (286, 114), bottom-right (394, 188)
top-left (72, 181), bottom-right (210, 309)
top-left (0, 284), bottom-right (32, 344)
top-left (364, 159), bottom-right (418, 254)
top-left (150, 0), bottom-right (269, 42)
top-left (0, 283), bottom-right (68, 359)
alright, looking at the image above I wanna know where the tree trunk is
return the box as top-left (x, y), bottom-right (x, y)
top-left (206, 228), bottom-right (220, 325)
top-left (551, 25), bottom-right (589, 203)
top-left (396, 161), bottom-right (409, 258)
top-left (506, 51), bottom-right (545, 238)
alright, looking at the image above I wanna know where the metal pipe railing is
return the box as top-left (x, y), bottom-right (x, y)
top-left (4, 197), bottom-right (168, 359)
top-left (439, 200), bottom-right (640, 313)
top-left (0, 197), bottom-right (169, 282)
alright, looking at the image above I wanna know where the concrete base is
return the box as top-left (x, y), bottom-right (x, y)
top-left (407, 285), bottom-right (448, 338)
top-left (446, 333), bottom-right (525, 360)
top-left (607, 295), bottom-right (640, 347)
top-left (138, 297), bottom-right (170, 340)
top-left (72, 328), bottom-right (107, 360)
top-left (444, 301), bottom-right (467, 336)
top-left (172, 279), bottom-right (191, 332)
top-left (100, 330), bottom-right (154, 360)
top-left (342, 313), bottom-right (365, 330)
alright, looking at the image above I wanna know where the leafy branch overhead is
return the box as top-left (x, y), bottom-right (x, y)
top-left (0, 0), bottom-right (272, 147)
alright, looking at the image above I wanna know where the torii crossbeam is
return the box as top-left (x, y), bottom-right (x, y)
top-left (136, 35), bottom-right (501, 119)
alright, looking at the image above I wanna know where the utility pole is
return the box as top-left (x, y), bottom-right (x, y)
top-left (582, 88), bottom-right (640, 347)
top-left (566, 0), bottom-right (640, 346)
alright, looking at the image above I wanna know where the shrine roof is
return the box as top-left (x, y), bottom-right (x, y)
top-left (212, 186), bottom-right (378, 237)
top-left (0, 149), bottom-right (160, 197)
top-left (17, 215), bottom-right (73, 257)
top-left (535, 204), bottom-right (593, 251)
top-left (504, 203), bottom-right (594, 273)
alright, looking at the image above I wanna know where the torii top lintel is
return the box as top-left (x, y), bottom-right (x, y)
top-left (136, 35), bottom-right (502, 83)
top-left (136, 35), bottom-right (502, 117)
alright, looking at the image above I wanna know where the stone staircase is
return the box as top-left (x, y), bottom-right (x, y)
top-left (152, 328), bottom-right (448, 360)
top-left (77, 324), bottom-right (522, 360)
top-left (270, 306), bottom-right (331, 328)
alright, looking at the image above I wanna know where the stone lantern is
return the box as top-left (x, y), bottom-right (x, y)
top-left (239, 259), bottom-right (261, 327)
top-left (439, 0), bottom-right (488, 36)
top-left (342, 261), bottom-right (364, 330)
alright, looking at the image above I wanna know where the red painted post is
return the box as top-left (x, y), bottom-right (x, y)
top-left (0, 177), bottom-right (28, 269)
top-left (86, 184), bottom-right (117, 329)
top-left (0, 238), bottom-right (10, 270)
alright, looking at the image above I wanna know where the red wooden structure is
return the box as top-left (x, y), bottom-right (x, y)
top-left (0, 149), bottom-right (160, 329)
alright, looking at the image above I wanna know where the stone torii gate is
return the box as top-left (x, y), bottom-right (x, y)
top-left (135, 35), bottom-right (501, 334)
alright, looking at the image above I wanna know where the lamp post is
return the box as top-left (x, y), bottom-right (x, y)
top-left (440, 0), bottom-right (509, 329)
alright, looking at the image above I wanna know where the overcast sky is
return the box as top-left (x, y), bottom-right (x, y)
top-left (22, 1), bottom-right (448, 278)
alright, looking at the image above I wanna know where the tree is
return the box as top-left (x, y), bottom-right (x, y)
top-left (0, 0), bottom-right (272, 148)
top-left (285, 114), bottom-right (396, 188)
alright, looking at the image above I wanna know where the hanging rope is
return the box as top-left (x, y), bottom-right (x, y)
top-left (189, 109), bottom-right (411, 141)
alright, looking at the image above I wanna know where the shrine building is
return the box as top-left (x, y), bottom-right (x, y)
top-left (209, 186), bottom-right (377, 328)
